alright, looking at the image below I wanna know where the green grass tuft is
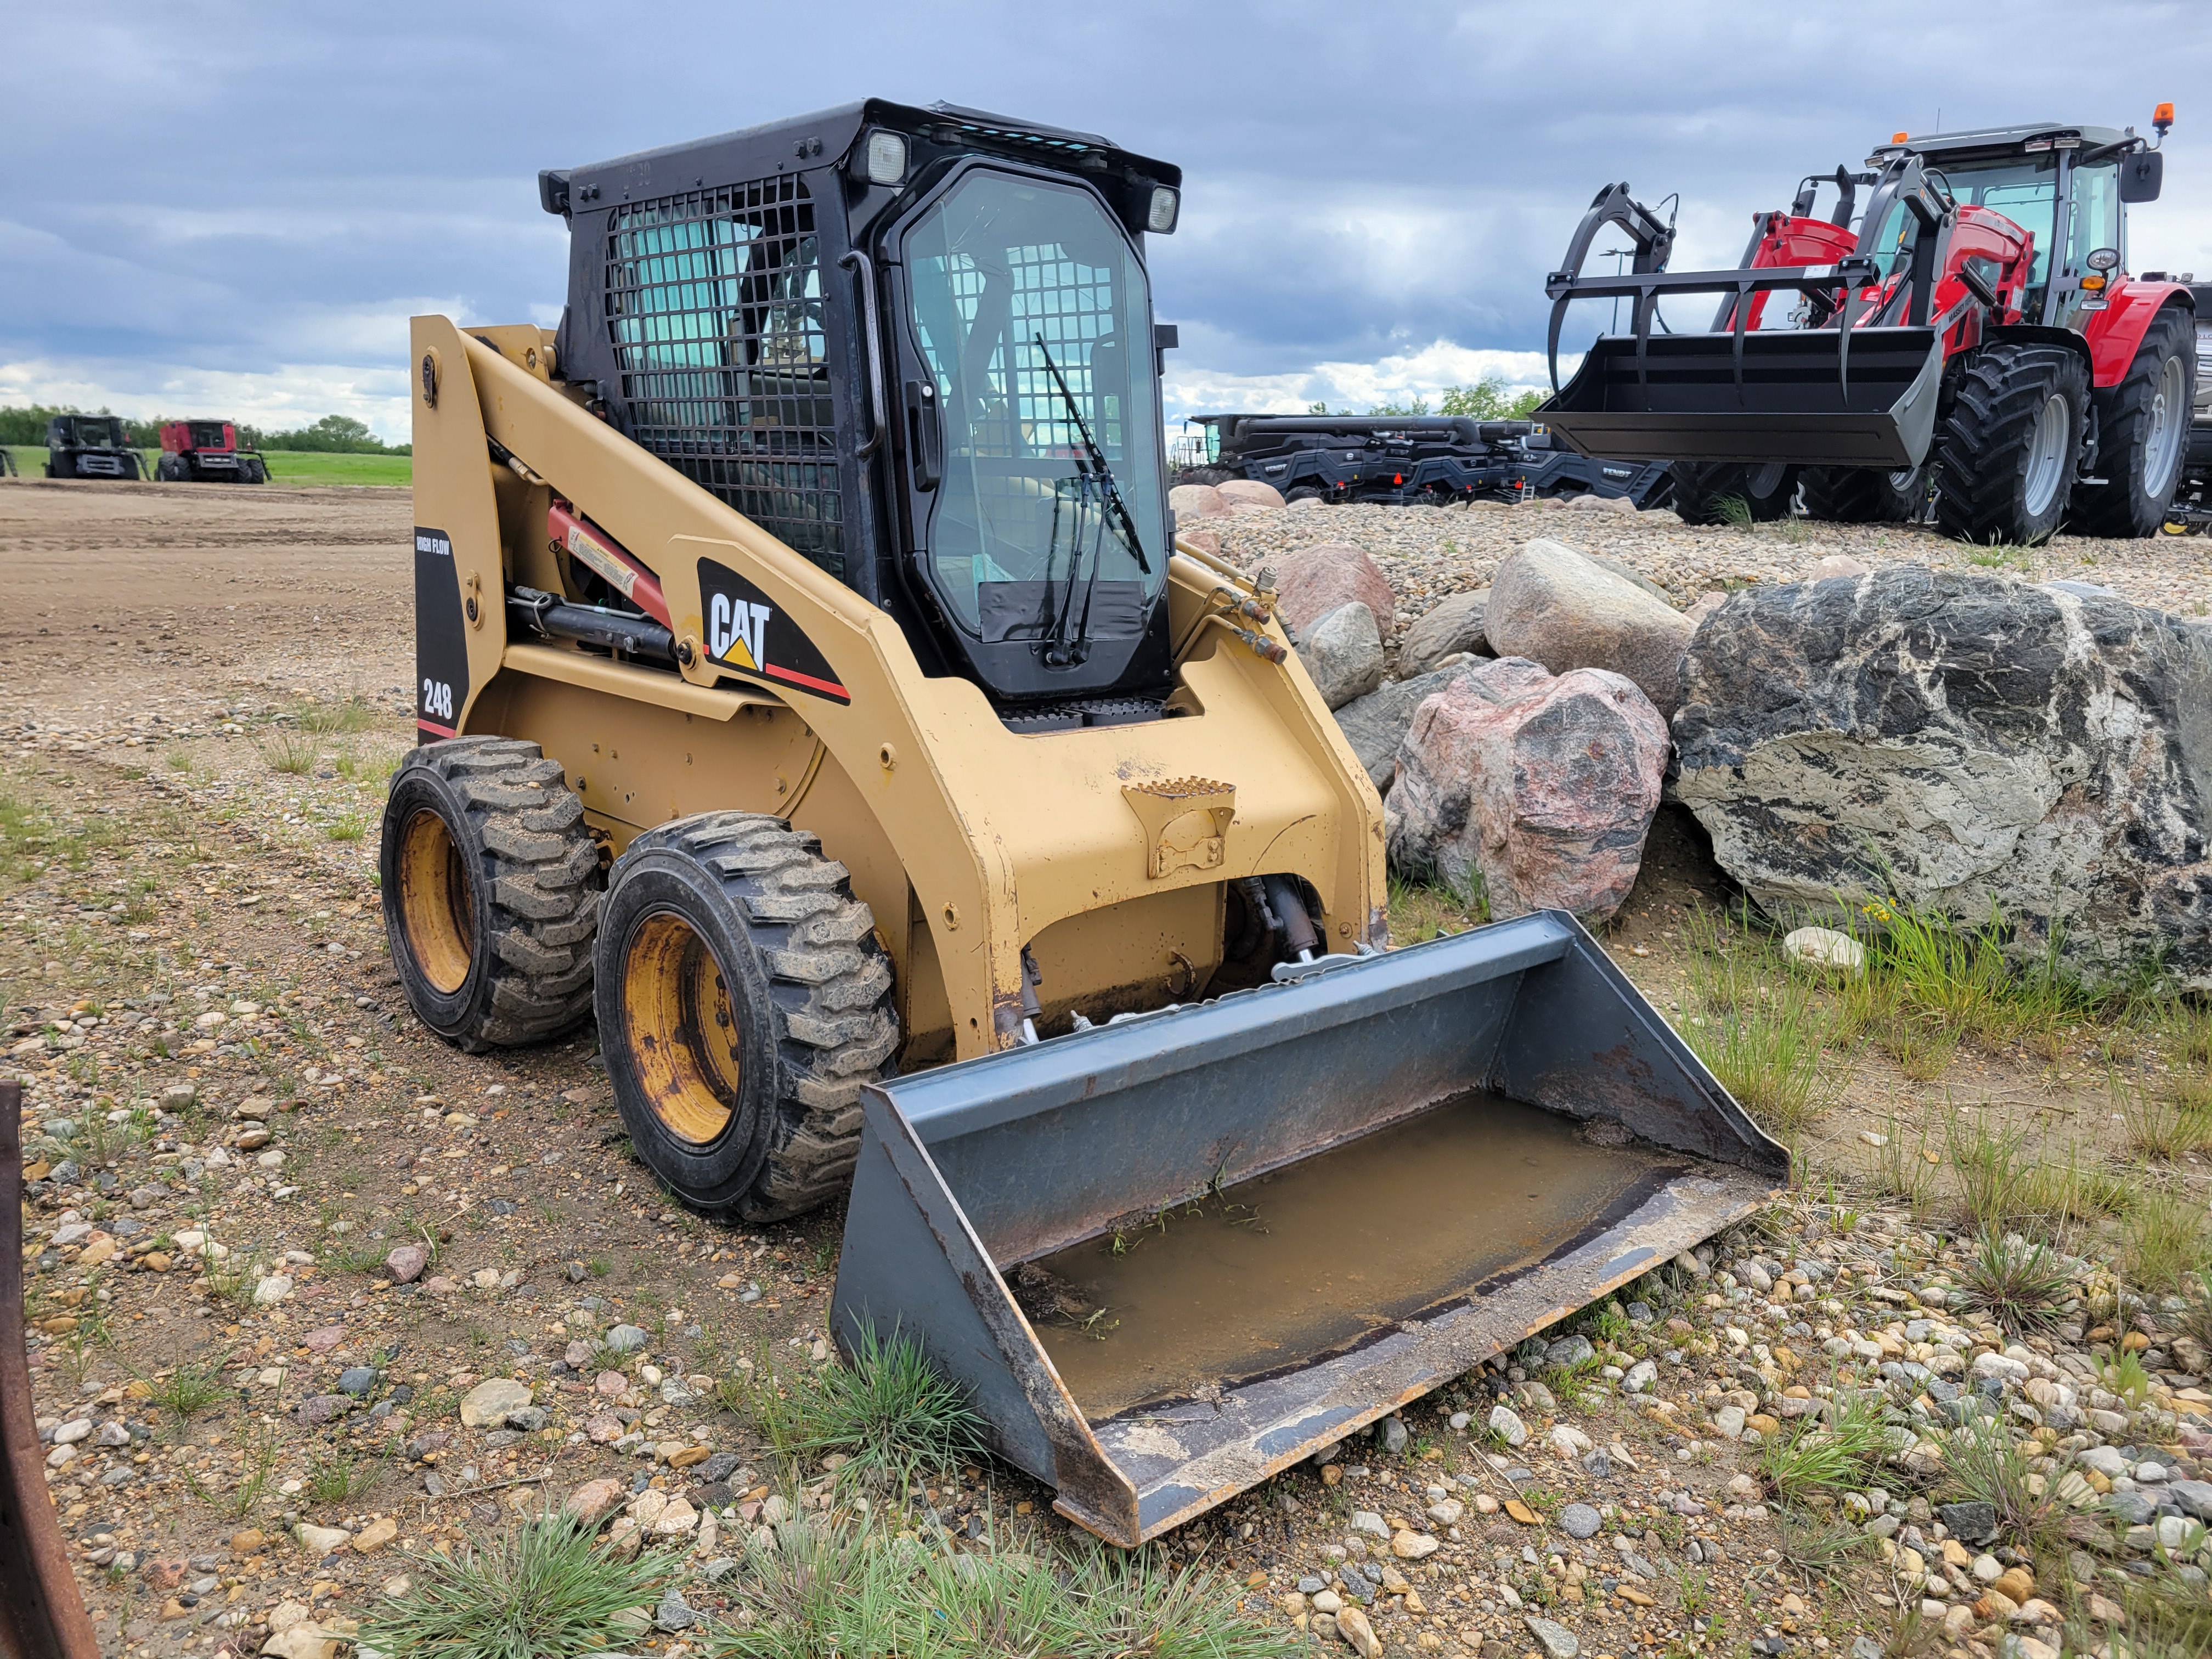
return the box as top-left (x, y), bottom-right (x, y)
top-left (1958, 1232), bottom-right (2069, 1336)
top-left (723, 1327), bottom-right (984, 1482)
top-left (356, 1516), bottom-right (668, 1659)
top-left (713, 1521), bottom-right (1300, 1659)
top-left (1939, 1412), bottom-right (2066, 1551)
top-left (146, 1359), bottom-right (229, 1426)
top-left (1755, 1388), bottom-right (1892, 1508)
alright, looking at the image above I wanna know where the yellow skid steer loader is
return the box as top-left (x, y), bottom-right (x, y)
top-left (383, 98), bottom-right (1787, 1543)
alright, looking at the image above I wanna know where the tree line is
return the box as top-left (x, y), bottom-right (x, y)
top-left (0, 405), bottom-right (409, 454)
top-left (1311, 373), bottom-right (1547, 421)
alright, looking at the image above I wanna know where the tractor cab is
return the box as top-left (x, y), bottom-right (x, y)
top-left (45, 413), bottom-right (140, 480)
top-left (1861, 123), bottom-right (2154, 328)
top-left (157, 417), bottom-right (265, 482)
top-left (544, 99), bottom-right (1183, 722)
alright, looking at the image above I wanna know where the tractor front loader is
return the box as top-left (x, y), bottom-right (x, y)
top-left (1540, 110), bottom-right (2197, 543)
top-left (384, 98), bottom-right (1786, 1543)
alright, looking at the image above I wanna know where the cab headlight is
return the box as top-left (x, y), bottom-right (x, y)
top-left (1146, 185), bottom-right (1180, 234)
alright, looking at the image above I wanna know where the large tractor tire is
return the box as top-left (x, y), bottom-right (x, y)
top-left (1934, 343), bottom-right (2089, 545)
top-left (157, 455), bottom-right (187, 482)
top-left (595, 812), bottom-right (898, 1224)
top-left (1669, 460), bottom-right (1796, 523)
top-left (241, 458), bottom-right (268, 484)
top-left (1800, 464), bottom-right (1927, 524)
top-left (380, 737), bottom-right (601, 1052)
top-left (2069, 307), bottom-right (2196, 538)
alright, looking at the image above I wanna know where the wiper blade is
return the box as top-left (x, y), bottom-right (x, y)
top-left (1033, 336), bottom-right (1150, 576)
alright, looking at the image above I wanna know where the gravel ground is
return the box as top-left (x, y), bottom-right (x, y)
top-left (1181, 499), bottom-right (2212, 658)
top-left (8, 478), bottom-right (2212, 1659)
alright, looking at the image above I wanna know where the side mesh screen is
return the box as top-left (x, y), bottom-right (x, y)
top-left (605, 177), bottom-right (843, 578)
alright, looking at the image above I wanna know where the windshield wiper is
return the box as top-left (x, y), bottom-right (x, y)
top-left (1033, 336), bottom-right (1150, 577)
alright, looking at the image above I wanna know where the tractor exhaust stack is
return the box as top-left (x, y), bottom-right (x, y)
top-left (831, 913), bottom-right (1787, 1545)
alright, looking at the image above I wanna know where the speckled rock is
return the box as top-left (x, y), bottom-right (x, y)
top-left (1386, 657), bottom-right (1668, 923)
top-left (1274, 542), bottom-right (1398, 636)
top-left (1486, 539), bottom-right (1695, 717)
top-left (1217, 478), bottom-right (1286, 510)
top-left (1299, 603), bottom-right (1384, 710)
top-left (1333, 664), bottom-right (1486, 792)
top-left (1676, 566), bottom-right (2212, 990)
top-left (1398, 589), bottom-right (1491, 678)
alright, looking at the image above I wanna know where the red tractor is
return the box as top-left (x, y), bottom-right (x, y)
top-left (155, 419), bottom-right (267, 483)
top-left (1539, 108), bottom-right (2195, 543)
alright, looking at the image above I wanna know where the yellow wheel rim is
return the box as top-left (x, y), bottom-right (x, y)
top-left (623, 912), bottom-right (742, 1145)
top-left (397, 808), bottom-right (473, 994)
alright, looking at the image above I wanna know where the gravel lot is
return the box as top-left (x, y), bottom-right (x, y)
top-left (6, 477), bottom-right (2212, 1659)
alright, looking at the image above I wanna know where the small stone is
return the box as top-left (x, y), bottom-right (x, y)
top-left (1379, 1415), bottom-right (1408, 1455)
top-left (459, 1378), bottom-right (534, 1429)
top-left (383, 1244), bottom-right (428, 1283)
top-left (1785, 926), bottom-right (1866, 974)
top-left (1524, 1613), bottom-right (1581, 1658)
top-left (351, 1517), bottom-right (398, 1554)
top-left (1389, 1531), bottom-right (1437, 1560)
top-left (603, 1324), bottom-right (649, 1353)
top-left (1622, 1359), bottom-right (1656, 1392)
top-left (1336, 1604), bottom-right (1381, 1658)
top-left (566, 1478), bottom-right (626, 1526)
top-left (338, 1367), bottom-right (377, 1396)
top-left (293, 1523), bottom-right (349, 1557)
top-left (1488, 1404), bottom-right (1528, 1446)
top-left (1505, 1498), bottom-right (1539, 1526)
top-left (1560, 1502), bottom-right (1602, 1539)
top-left (1350, 1510), bottom-right (1389, 1539)
top-left (1936, 1500), bottom-right (1997, 1546)
top-left (253, 1275), bottom-right (294, 1306)
top-left (1713, 1404), bottom-right (1746, 1439)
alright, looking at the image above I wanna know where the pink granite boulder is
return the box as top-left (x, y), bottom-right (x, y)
top-left (1384, 657), bottom-right (1668, 923)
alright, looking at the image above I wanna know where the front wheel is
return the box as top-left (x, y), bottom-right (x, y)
top-left (2069, 307), bottom-right (2196, 538)
top-left (596, 812), bottom-right (897, 1223)
top-left (1669, 460), bottom-right (1796, 523)
top-left (1934, 343), bottom-right (2089, 545)
top-left (379, 737), bottom-right (601, 1051)
top-left (1800, 464), bottom-right (1927, 523)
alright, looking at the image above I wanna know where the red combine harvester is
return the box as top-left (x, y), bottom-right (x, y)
top-left (1539, 107), bottom-right (2196, 543)
top-left (155, 419), bottom-right (267, 483)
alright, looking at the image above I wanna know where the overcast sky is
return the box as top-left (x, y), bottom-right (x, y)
top-left (6, 2), bottom-right (2207, 441)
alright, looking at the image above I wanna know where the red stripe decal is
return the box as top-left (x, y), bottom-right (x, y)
top-left (764, 662), bottom-right (851, 701)
top-left (416, 718), bottom-right (457, 738)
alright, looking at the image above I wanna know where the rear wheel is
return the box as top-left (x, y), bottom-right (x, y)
top-left (241, 458), bottom-right (267, 484)
top-left (1800, 464), bottom-right (1926, 523)
top-left (379, 737), bottom-right (601, 1051)
top-left (2069, 308), bottom-right (2196, 538)
top-left (596, 812), bottom-right (898, 1223)
top-left (1934, 343), bottom-right (2089, 545)
top-left (1669, 461), bottom-right (1796, 523)
top-left (156, 455), bottom-right (186, 482)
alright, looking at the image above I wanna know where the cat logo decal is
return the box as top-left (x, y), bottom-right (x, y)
top-left (696, 557), bottom-right (849, 704)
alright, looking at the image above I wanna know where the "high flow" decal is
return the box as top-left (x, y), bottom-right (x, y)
top-left (696, 556), bottom-right (849, 704)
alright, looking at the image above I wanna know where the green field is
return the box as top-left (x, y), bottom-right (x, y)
top-left (2, 445), bottom-right (409, 487)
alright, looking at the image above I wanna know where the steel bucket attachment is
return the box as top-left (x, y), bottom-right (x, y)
top-left (831, 912), bottom-right (1787, 1545)
top-left (1542, 325), bottom-right (1944, 469)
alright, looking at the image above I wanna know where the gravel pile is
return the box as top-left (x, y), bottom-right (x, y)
top-left (1188, 500), bottom-right (2212, 652)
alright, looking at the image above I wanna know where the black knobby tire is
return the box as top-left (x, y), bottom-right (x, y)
top-left (596, 811), bottom-right (898, 1223)
top-left (242, 458), bottom-right (267, 484)
top-left (1669, 460), bottom-right (1796, 523)
top-left (379, 737), bottom-right (600, 1052)
top-left (1933, 342), bottom-right (2090, 545)
top-left (1800, 464), bottom-right (1927, 524)
top-left (2069, 307), bottom-right (2197, 539)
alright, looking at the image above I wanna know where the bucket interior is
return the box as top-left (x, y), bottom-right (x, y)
top-left (1012, 1087), bottom-right (1700, 1420)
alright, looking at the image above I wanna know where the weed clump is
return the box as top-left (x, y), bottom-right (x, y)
top-left (720, 1327), bottom-right (984, 1484)
top-left (358, 1516), bottom-right (669, 1659)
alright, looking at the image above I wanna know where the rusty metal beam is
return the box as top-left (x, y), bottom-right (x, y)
top-left (1, 1079), bottom-right (100, 1659)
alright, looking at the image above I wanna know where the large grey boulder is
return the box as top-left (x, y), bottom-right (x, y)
top-left (1398, 589), bottom-right (1489, 678)
top-left (1675, 566), bottom-right (2212, 990)
top-left (1299, 602), bottom-right (1384, 710)
top-left (1486, 539), bottom-right (1695, 717)
top-left (1334, 662), bottom-right (1485, 791)
top-left (1386, 657), bottom-right (1669, 923)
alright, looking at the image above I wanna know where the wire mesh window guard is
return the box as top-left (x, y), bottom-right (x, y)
top-left (606, 177), bottom-right (843, 577)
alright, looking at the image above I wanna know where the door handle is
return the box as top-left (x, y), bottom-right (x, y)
top-left (905, 380), bottom-right (942, 492)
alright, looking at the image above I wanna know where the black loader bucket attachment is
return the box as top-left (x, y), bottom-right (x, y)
top-left (3, 1081), bottom-right (101, 1659)
top-left (1542, 325), bottom-right (1944, 469)
top-left (831, 913), bottom-right (1787, 1545)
